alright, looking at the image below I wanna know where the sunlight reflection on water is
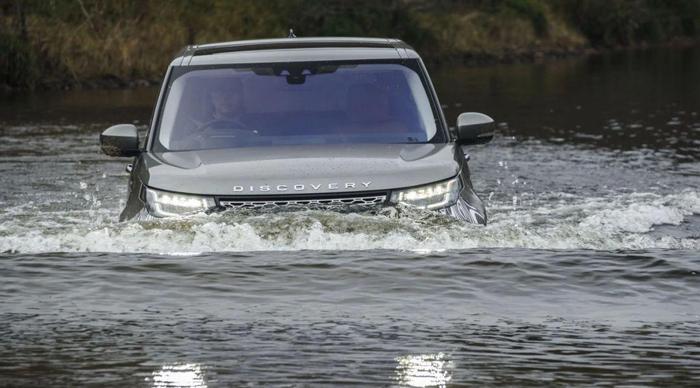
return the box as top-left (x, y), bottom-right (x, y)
top-left (395, 353), bottom-right (453, 388)
top-left (147, 363), bottom-right (206, 388)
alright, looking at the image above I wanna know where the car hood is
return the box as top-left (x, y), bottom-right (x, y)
top-left (142, 143), bottom-right (460, 196)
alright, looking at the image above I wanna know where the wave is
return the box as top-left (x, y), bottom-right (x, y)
top-left (1, 190), bottom-right (697, 254)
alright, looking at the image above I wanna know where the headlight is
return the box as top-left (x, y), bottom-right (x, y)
top-left (145, 187), bottom-right (215, 217)
top-left (390, 177), bottom-right (461, 210)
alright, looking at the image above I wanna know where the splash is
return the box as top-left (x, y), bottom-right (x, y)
top-left (1, 190), bottom-right (697, 253)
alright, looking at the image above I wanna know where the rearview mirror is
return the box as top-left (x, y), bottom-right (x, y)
top-left (100, 124), bottom-right (140, 157)
top-left (456, 112), bottom-right (495, 145)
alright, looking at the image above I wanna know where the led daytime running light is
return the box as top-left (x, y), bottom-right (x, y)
top-left (146, 188), bottom-right (214, 217)
top-left (157, 193), bottom-right (209, 208)
top-left (391, 177), bottom-right (461, 210)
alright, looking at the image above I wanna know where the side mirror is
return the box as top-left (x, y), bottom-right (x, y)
top-left (100, 124), bottom-right (140, 157)
top-left (456, 112), bottom-right (495, 145)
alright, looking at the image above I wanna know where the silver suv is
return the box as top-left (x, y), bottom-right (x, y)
top-left (100, 37), bottom-right (494, 224)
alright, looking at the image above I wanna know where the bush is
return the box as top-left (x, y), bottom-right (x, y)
top-left (272, 0), bottom-right (435, 48)
top-left (0, 0), bottom-right (698, 89)
top-left (503, 0), bottom-right (549, 37)
top-left (563, 0), bottom-right (700, 47)
top-left (0, 32), bottom-right (37, 88)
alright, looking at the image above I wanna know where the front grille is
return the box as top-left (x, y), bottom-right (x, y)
top-left (217, 192), bottom-right (387, 211)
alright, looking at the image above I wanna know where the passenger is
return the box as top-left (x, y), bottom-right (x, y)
top-left (345, 83), bottom-right (405, 134)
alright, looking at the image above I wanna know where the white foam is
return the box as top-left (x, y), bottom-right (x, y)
top-left (1, 191), bottom-right (697, 253)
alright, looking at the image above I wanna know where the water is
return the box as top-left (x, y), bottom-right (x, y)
top-left (1, 46), bottom-right (699, 386)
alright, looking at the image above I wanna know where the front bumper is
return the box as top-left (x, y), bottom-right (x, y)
top-left (137, 183), bottom-right (486, 225)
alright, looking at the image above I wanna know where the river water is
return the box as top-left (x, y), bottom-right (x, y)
top-left (1, 47), bottom-right (699, 386)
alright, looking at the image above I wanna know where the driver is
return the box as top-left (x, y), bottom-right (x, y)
top-left (175, 78), bottom-right (250, 149)
top-left (206, 78), bottom-right (246, 125)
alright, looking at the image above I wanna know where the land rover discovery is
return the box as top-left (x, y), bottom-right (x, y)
top-left (100, 37), bottom-right (495, 224)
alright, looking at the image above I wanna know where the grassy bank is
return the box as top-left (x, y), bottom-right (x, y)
top-left (1, 0), bottom-right (699, 90)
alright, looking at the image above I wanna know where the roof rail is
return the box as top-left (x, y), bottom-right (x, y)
top-left (185, 38), bottom-right (406, 57)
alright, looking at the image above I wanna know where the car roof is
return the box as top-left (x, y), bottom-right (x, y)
top-left (173, 37), bottom-right (420, 66)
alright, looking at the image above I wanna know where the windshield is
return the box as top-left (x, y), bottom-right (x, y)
top-left (155, 61), bottom-right (441, 151)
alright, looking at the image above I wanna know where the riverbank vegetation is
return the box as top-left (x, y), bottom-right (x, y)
top-left (1, 0), bottom-right (699, 90)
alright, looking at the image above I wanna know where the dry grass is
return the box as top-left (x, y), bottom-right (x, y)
top-left (414, 3), bottom-right (587, 61)
top-left (0, 0), bottom-right (697, 88)
top-left (16, 1), bottom-right (286, 83)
